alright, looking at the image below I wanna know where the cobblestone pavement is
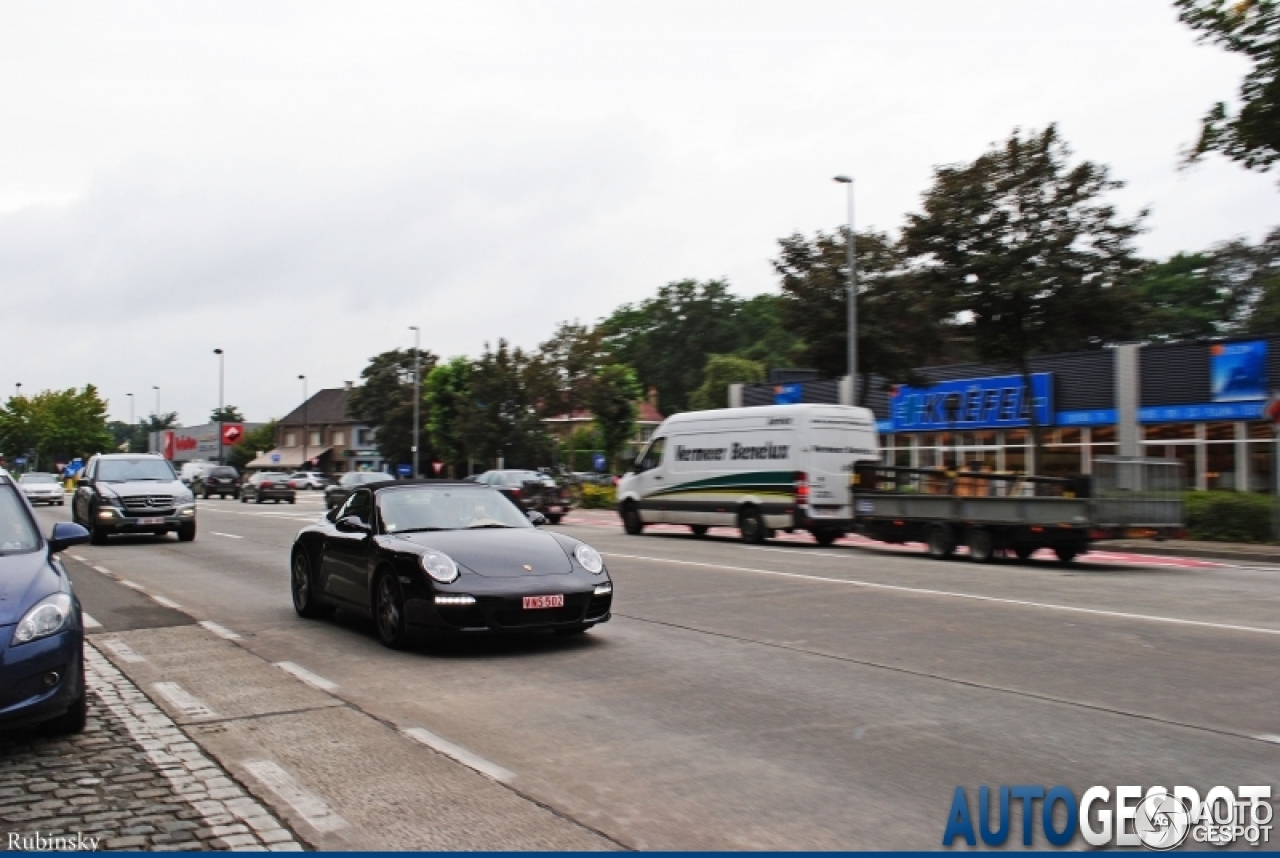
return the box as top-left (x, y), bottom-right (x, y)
top-left (1, 644), bottom-right (304, 852)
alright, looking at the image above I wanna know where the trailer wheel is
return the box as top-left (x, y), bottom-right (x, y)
top-left (1053, 544), bottom-right (1080, 564)
top-left (926, 524), bottom-right (955, 559)
top-left (1013, 545), bottom-right (1035, 562)
top-left (812, 528), bottom-right (840, 547)
top-left (968, 528), bottom-right (996, 563)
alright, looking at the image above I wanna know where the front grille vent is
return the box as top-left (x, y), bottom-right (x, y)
top-left (121, 495), bottom-right (176, 510)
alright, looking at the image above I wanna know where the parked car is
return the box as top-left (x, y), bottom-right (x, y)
top-left (191, 465), bottom-right (241, 499)
top-left (18, 472), bottom-right (66, 506)
top-left (470, 469), bottom-right (570, 524)
top-left (325, 471), bottom-right (388, 510)
top-left (241, 472), bottom-right (296, 504)
top-left (287, 471), bottom-right (330, 490)
top-left (70, 454), bottom-right (197, 544)
top-left (290, 480), bottom-right (612, 647)
top-left (0, 474), bottom-right (90, 734)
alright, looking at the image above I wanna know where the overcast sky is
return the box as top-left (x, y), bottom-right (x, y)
top-left (3, 0), bottom-right (1276, 426)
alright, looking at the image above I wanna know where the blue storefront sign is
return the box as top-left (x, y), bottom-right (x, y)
top-left (891, 373), bottom-right (1054, 431)
top-left (1140, 402), bottom-right (1266, 423)
top-left (1211, 340), bottom-right (1268, 402)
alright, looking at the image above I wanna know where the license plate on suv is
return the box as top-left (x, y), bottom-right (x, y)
top-left (522, 595), bottom-right (564, 610)
top-left (135, 517), bottom-right (165, 525)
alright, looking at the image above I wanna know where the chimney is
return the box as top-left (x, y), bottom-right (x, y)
top-left (647, 387), bottom-right (659, 409)
top-left (344, 381), bottom-right (354, 390)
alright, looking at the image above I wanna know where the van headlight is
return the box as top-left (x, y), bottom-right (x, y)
top-left (574, 544), bottom-right (604, 574)
top-left (13, 593), bottom-right (74, 645)
top-left (420, 549), bottom-right (460, 584)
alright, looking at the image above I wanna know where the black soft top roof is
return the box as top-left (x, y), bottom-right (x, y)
top-left (362, 478), bottom-right (494, 494)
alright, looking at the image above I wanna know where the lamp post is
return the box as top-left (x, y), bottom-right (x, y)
top-left (153, 386), bottom-right (160, 417)
top-left (214, 349), bottom-right (225, 463)
top-left (298, 375), bottom-right (308, 471)
top-left (13, 383), bottom-right (20, 399)
top-left (834, 175), bottom-right (857, 405)
top-left (127, 393), bottom-right (134, 425)
top-left (410, 326), bottom-right (420, 479)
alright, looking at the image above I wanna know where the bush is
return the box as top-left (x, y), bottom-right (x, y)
top-left (578, 483), bottom-right (617, 509)
top-left (1184, 491), bottom-right (1274, 543)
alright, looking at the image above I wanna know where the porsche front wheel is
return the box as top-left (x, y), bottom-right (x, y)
top-left (374, 573), bottom-right (409, 650)
top-left (292, 551), bottom-right (334, 619)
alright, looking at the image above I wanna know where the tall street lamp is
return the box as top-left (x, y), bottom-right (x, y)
top-left (834, 175), bottom-right (857, 404)
top-left (410, 326), bottom-right (420, 479)
top-left (214, 349), bottom-right (225, 464)
top-left (127, 393), bottom-right (134, 426)
top-left (153, 386), bottom-right (160, 417)
top-left (13, 383), bottom-right (20, 399)
top-left (298, 375), bottom-right (308, 470)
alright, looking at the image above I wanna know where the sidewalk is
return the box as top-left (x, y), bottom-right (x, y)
top-left (1100, 538), bottom-right (1280, 565)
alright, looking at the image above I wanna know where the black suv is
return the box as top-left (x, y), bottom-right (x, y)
top-left (70, 454), bottom-right (197, 544)
top-left (191, 465), bottom-right (241, 499)
top-left (469, 469), bottom-right (569, 524)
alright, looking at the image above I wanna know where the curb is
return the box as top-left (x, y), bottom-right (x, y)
top-left (1100, 542), bottom-right (1280, 565)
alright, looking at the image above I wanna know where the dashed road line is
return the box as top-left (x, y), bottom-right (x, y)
top-left (70, 553), bottom-right (87, 562)
top-left (92, 565), bottom-right (114, 576)
top-left (274, 661), bottom-right (338, 692)
top-left (99, 638), bottom-right (146, 664)
top-left (118, 579), bottom-right (146, 591)
top-left (199, 620), bottom-right (242, 640)
top-left (1257, 734), bottom-right (1280, 745)
top-left (210, 531), bottom-right (244, 539)
top-left (243, 760), bottom-right (348, 833)
top-left (150, 594), bottom-right (182, 610)
top-left (152, 681), bottom-right (217, 719)
top-left (403, 727), bottom-right (515, 783)
top-left (82, 612), bottom-right (102, 629)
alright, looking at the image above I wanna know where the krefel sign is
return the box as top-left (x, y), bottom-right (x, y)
top-left (890, 373), bottom-right (1054, 431)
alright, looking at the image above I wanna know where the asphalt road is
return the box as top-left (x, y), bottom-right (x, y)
top-left (31, 495), bottom-right (1280, 850)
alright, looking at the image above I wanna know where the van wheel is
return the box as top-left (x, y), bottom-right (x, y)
top-left (739, 508), bottom-right (766, 545)
top-left (926, 524), bottom-right (954, 559)
top-left (622, 503), bottom-right (644, 535)
top-left (690, 525), bottom-right (708, 537)
top-left (968, 528), bottom-right (995, 563)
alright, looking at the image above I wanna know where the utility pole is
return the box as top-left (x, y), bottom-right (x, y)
top-left (298, 375), bottom-right (308, 470)
top-left (834, 175), bottom-right (857, 405)
top-left (410, 326), bottom-right (420, 479)
top-left (214, 349), bottom-right (225, 464)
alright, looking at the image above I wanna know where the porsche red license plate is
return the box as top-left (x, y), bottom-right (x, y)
top-left (523, 594), bottom-right (564, 610)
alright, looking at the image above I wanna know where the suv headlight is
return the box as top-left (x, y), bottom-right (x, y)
top-left (420, 549), bottom-right (460, 584)
top-left (574, 543), bottom-right (604, 574)
top-left (96, 488), bottom-right (121, 507)
top-left (174, 489), bottom-right (194, 504)
top-left (13, 593), bottom-right (74, 645)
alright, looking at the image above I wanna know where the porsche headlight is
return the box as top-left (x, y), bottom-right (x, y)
top-left (13, 593), bottom-right (74, 645)
top-left (574, 543), bottom-right (604, 574)
top-left (420, 549), bottom-right (460, 584)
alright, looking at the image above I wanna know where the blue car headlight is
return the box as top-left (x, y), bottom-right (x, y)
top-left (13, 593), bottom-right (74, 645)
top-left (420, 549), bottom-right (460, 584)
top-left (574, 543), bottom-right (604, 574)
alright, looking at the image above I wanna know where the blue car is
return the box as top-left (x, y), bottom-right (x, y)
top-left (0, 473), bottom-right (90, 734)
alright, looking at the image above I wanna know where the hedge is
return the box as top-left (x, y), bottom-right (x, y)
top-left (1183, 491), bottom-right (1274, 543)
top-left (578, 484), bottom-right (617, 510)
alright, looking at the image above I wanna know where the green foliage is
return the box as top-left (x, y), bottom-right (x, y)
top-left (228, 420), bottom-right (278, 470)
top-left (425, 357), bottom-right (472, 476)
top-left (0, 386), bottom-right (114, 466)
top-left (1177, 0), bottom-right (1280, 172)
top-left (586, 364), bottom-right (643, 471)
top-left (1132, 253), bottom-right (1233, 341)
top-left (690, 355), bottom-right (765, 410)
top-left (347, 348), bottom-right (437, 469)
top-left (1184, 490), bottom-right (1275, 542)
top-left (464, 340), bottom-right (554, 468)
top-left (210, 405), bottom-right (246, 423)
top-left (577, 483), bottom-right (616, 509)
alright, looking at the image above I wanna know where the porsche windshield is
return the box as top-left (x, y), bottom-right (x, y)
top-left (96, 458), bottom-right (176, 483)
top-left (0, 483), bottom-right (40, 554)
top-left (377, 487), bottom-right (531, 533)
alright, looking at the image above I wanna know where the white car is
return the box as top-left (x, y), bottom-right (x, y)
top-left (286, 471), bottom-right (330, 490)
top-left (18, 472), bottom-right (66, 506)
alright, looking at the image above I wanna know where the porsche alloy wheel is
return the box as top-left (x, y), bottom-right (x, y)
top-left (375, 573), bottom-right (409, 650)
top-left (292, 551), bottom-right (333, 619)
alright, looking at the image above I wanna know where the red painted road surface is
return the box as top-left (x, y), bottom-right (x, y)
top-left (562, 509), bottom-right (1230, 569)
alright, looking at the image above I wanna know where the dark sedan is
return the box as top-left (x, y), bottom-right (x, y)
top-left (0, 474), bottom-right (90, 734)
top-left (240, 472), bottom-right (296, 504)
top-left (324, 471), bottom-right (388, 510)
top-left (192, 465), bottom-right (241, 500)
top-left (290, 480), bottom-right (613, 648)
top-left (469, 469), bottom-right (570, 524)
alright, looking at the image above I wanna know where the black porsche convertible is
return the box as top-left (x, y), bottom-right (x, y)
top-left (290, 480), bottom-right (613, 648)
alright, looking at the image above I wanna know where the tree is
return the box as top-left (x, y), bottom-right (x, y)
top-left (1132, 253), bottom-right (1231, 341)
top-left (229, 421), bottom-right (278, 470)
top-left (425, 357), bottom-right (472, 477)
top-left (774, 229), bottom-right (956, 401)
top-left (464, 340), bottom-right (553, 469)
top-left (347, 348), bottom-right (438, 470)
top-left (586, 364), bottom-right (643, 471)
top-left (210, 405), bottom-right (246, 423)
top-left (529, 321), bottom-right (606, 472)
top-left (689, 355), bottom-right (766, 410)
top-left (732, 295), bottom-right (803, 369)
top-left (901, 125), bottom-right (1145, 468)
top-left (0, 386), bottom-right (114, 467)
top-left (1177, 0), bottom-right (1280, 172)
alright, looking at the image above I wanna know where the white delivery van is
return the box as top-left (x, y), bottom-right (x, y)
top-left (617, 404), bottom-right (879, 545)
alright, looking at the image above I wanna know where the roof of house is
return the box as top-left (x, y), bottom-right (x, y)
top-left (543, 400), bottom-right (665, 425)
top-left (279, 388), bottom-right (354, 426)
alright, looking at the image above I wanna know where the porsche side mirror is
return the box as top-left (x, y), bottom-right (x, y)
top-left (335, 516), bottom-right (370, 534)
top-left (48, 521), bottom-right (90, 553)
top-left (526, 510), bottom-right (547, 527)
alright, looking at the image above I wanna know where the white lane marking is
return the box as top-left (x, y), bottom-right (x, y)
top-left (82, 613), bottom-right (102, 629)
top-left (118, 579), bottom-right (145, 591)
top-left (152, 681), bottom-right (217, 719)
top-left (274, 661), bottom-right (338, 692)
top-left (604, 551), bottom-right (1280, 638)
top-left (150, 594), bottom-right (182, 610)
top-left (243, 760), bottom-right (348, 833)
top-left (70, 554), bottom-right (87, 562)
top-left (1257, 734), bottom-right (1280, 745)
top-left (99, 638), bottom-right (146, 663)
top-left (92, 565), bottom-right (114, 576)
top-left (210, 531), bottom-right (243, 539)
top-left (199, 620), bottom-right (241, 640)
top-left (402, 727), bottom-right (515, 783)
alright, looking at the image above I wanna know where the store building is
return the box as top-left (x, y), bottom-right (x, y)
top-left (248, 384), bottom-right (385, 474)
top-left (150, 422), bottom-right (265, 465)
top-left (735, 336), bottom-right (1279, 492)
